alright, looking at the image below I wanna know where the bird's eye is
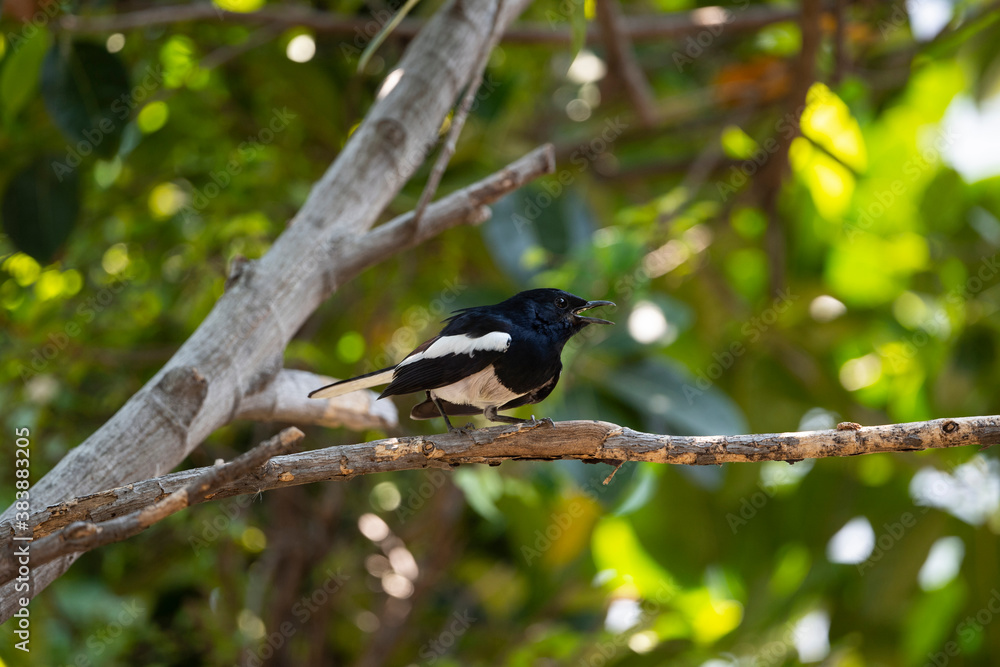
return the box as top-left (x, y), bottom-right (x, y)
top-left (555, 297), bottom-right (568, 309)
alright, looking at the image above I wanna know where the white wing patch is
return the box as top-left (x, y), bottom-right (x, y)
top-left (397, 332), bottom-right (511, 367)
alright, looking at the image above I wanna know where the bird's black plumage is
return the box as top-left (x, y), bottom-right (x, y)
top-left (308, 288), bottom-right (614, 430)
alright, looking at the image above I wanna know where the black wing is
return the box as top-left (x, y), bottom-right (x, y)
top-left (379, 310), bottom-right (512, 398)
top-left (500, 367), bottom-right (560, 410)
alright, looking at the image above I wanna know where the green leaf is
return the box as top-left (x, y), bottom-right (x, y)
top-left (592, 515), bottom-right (677, 597)
top-left (1, 157), bottom-right (80, 263)
top-left (600, 359), bottom-right (748, 436)
top-left (613, 464), bottom-right (661, 516)
top-left (903, 581), bottom-right (966, 664)
top-left (453, 466), bottom-right (505, 524)
top-left (41, 41), bottom-right (132, 159)
top-left (1, 28), bottom-right (51, 125)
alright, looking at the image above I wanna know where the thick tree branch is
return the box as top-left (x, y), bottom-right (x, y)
top-left (0, 0), bottom-right (538, 621)
top-left (12, 416), bottom-right (998, 552)
top-left (235, 369), bottom-right (397, 430)
top-left (0, 428), bottom-right (304, 588)
top-left (52, 4), bottom-right (800, 44)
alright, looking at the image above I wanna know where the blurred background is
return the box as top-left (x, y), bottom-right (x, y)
top-left (2, 0), bottom-right (1000, 664)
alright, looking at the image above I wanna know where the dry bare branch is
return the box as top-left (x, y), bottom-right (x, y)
top-left (234, 369), bottom-right (397, 431)
top-left (595, 0), bottom-right (658, 128)
top-left (411, 0), bottom-right (505, 227)
top-left (13, 416), bottom-right (998, 552)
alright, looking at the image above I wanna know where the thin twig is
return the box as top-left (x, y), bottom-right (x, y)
top-left (832, 0), bottom-right (848, 85)
top-left (595, 0), bottom-right (658, 128)
top-left (333, 144), bottom-right (555, 279)
top-left (755, 0), bottom-right (822, 299)
top-left (410, 0), bottom-right (504, 229)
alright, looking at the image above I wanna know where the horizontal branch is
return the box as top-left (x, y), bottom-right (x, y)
top-left (0, 428), bottom-right (303, 588)
top-left (52, 4), bottom-right (799, 44)
top-left (15, 416), bottom-right (998, 543)
top-left (235, 369), bottom-right (397, 430)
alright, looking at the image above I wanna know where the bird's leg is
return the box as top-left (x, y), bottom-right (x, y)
top-left (483, 405), bottom-right (527, 424)
top-left (429, 391), bottom-right (471, 435)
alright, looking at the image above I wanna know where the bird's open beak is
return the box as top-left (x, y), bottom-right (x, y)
top-left (573, 300), bottom-right (615, 325)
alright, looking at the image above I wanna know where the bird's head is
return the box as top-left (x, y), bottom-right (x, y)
top-left (507, 288), bottom-right (615, 336)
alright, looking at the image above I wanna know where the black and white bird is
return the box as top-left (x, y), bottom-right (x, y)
top-left (308, 289), bottom-right (614, 431)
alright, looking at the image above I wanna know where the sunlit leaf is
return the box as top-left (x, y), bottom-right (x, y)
top-left (1, 27), bottom-right (50, 125)
top-left (592, 515), bottom-right (677, 598)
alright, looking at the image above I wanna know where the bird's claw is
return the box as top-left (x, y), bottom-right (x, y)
top-left (521, 416), bottom-right (555, 430)
top-left (447, 423), bottom-right (478, 437)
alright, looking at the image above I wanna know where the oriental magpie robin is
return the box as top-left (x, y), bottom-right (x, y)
top-left (308, 289), bottom-right (614, 431)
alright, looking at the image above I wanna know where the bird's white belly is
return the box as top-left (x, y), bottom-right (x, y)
top-left (432, 366), bottom-right (523, 409)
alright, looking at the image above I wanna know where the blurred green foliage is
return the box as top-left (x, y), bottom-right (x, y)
top-left (2, 0), bottom-right (1000, 665)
